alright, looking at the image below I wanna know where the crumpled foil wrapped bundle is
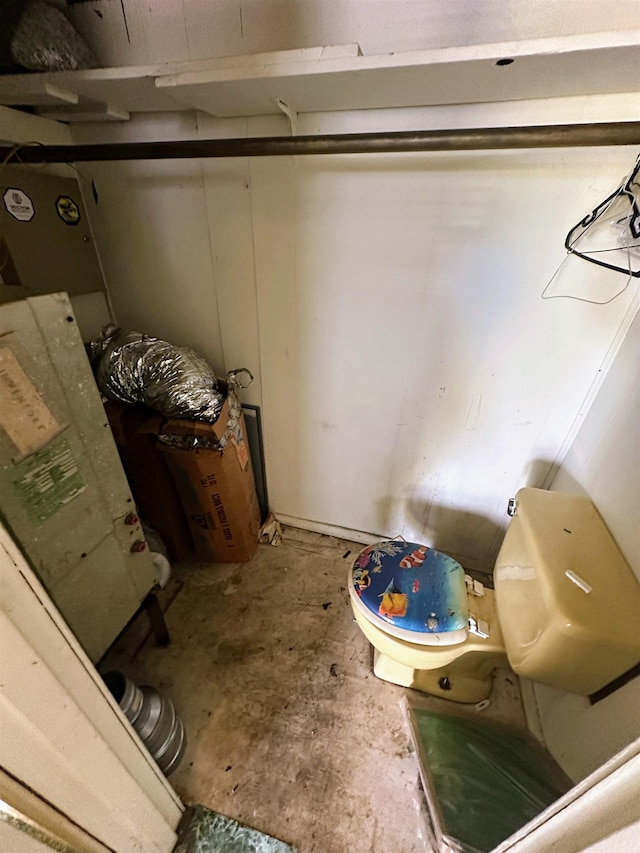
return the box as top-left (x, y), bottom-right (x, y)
top-left (11, 1), bottom-right (97, 72)
top-left (89, 325), bottom-right (227, 423)
top-left (158, 388), bottom-right (244, 452)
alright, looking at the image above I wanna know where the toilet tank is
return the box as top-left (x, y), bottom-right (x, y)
top-left (494, 488), bottom-right (640, 695)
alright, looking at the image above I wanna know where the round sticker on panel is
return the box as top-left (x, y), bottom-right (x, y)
top-left (3, 188), bottom-right (35, 222)
top-left (56, 195), bottom-right (81, 225)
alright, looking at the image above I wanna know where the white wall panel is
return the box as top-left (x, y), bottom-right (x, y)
top-left (0, 527), bottom-right (181, 853)
top-left (249, 122), bottom-right (301, 499)
top-left (493, 744), bottom-right (640, 853)
top-left (551, 312), bottom-right (639, 577)
top-left (72, 102), bottom-right (638, 569)
top-left (578, 823), bottom-right (640, 853)
top-left (72, 113), bottom-right (225, 375)
top-left (249, 137), bottom-right (638, 567)
top-left (529, 312), bottom-right (640, 782)
top-left (68, 1), bottom-right (640, 67)
top-left (0, 105), bottom-right (71, 146)
top-left (0, 824), bottom-right (55, 853)
top-left (197, 114), bottom-right (268, 406)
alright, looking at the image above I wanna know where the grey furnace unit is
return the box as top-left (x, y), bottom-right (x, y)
top-left (0, 292), bottom-right (156, 661)
top-left (1, 166), bottom-right (106, 303)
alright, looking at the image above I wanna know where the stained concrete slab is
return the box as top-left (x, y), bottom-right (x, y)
top-left (101, 527), bottom-right (527, 853)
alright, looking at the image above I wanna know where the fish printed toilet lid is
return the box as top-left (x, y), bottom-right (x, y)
top-left (349, 541), bottom-right (469, 646)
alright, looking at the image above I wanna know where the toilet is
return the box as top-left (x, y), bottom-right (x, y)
top-left (348, 488), bottom-right (640, 703)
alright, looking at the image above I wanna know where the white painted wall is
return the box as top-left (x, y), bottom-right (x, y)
top-left (528, 312), bottom-right (640, 782)
top-left (0, 825), bottom-right (56, 853)
top-left (0, 105), bottom-right (71, 146)
top-left (250, 119), bottom-right (638, 568)
top-left (72, 101), bottom-right (639, 569)
top-left (551, 311), bottom-right (639, 577)
top-left (495, 743), bottom-right (640, 853)
top-left (68, 0), bottom-right (640, 66)
top-left (0, 525), bottom-right (182, 853)
top-left (71, 112), bottom-right (226, 376)
top-left (64, 0), bottom-right (640, 571)
top-left (578, 823), bottom-right (640, 853)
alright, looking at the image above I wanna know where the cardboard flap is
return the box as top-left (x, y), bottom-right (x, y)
top-left (161, 398), bottom-right (230, 442)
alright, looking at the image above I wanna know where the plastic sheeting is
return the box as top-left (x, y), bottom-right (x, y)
top-left (89, 326), bottom-right (227, 423)
top-left (407, 705), bottom-right (572, 853)
top-left (141, 521), bottom-right (171, 589)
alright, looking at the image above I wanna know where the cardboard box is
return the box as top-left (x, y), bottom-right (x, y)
top-left (158, 401), bottom-right (260, 563)
top-left (104, 401), bottom-right (192, 560)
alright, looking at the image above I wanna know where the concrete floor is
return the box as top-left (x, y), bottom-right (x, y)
top-left (102, 528), bottom-right (528, 853)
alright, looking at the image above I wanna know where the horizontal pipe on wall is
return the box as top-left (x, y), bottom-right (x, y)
top-left (1, 122), bottom-right (639, 163)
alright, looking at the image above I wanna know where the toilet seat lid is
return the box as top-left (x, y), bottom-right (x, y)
top-left (349, 541), bottom-right (468, 646)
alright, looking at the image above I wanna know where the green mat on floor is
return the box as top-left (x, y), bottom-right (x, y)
top-left (408, 707), bottom-right (573, 853)
top-left (175, 805), bottom-right (298, 853)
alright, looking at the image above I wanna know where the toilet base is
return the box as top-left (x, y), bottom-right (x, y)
top-left (373, 647), bottom-right (503, 704)
top-left (351, 583), bottom-right (508, 704)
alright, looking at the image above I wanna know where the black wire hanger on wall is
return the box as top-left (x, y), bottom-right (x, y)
top-left (564, 154), bottom-right (640, 278)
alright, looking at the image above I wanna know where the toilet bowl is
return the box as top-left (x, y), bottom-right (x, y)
top-left (349, 488), bottom-right (640, 703)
